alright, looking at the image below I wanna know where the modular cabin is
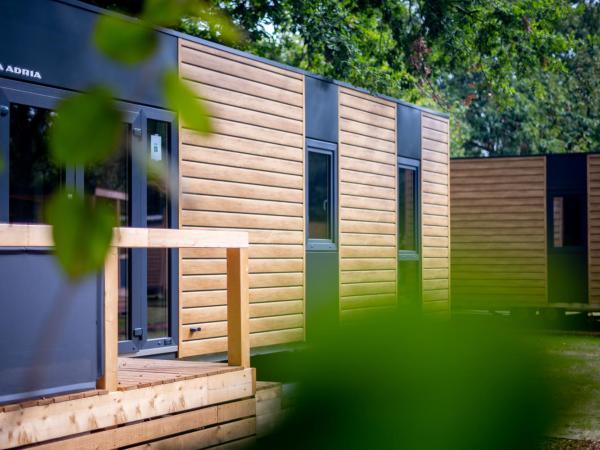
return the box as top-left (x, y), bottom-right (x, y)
top-left (0, 0), bottom-right (450, 447)
top-left (450, 153), bottom-right (600, 311)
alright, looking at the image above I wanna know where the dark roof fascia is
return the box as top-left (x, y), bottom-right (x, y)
top-left (451, 153), bottom-right (596, 161)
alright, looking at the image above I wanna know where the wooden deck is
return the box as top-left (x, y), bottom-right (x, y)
top-left (117, 357), bottom-right (242, 390)
top-left (0, 358), bottom-right (256, 449)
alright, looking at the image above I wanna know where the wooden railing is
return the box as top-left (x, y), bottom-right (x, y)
top-left (0, 224), bottom-right (250, 391)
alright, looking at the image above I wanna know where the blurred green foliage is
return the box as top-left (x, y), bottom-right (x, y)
top-left (253, 313), bottom-right (570, 450)
top-left (45, 189), bottom-right (117, 279)
top-left (163, 69), bottom-right (213, 135)
top-left (50, 87), bottom-right (123, 166)
top-left (94, 14), bottom-right (157, 64)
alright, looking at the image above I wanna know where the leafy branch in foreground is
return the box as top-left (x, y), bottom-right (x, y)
top-left (47, 0), bottom-right (239, 278)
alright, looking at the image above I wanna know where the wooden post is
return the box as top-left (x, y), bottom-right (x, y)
top-left (226, 247), bottom-right (250, 368)
top-left (97, 246), bottom-right (119, 390)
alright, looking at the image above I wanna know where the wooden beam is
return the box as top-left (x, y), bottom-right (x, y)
top-left (112, 227), bottom-right (248, 249)
top-left (0, 225), bottom-right (249, 249)
top-left (97, 246), bottom-right (119, 391)
top-left (226, 247), bottom-right (250, 368)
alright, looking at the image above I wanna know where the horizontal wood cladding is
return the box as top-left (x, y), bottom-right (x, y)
top-left (421, 113), bottom-right (451, 313)
top-left (0, 367), bottom-right (255, 449)
top-left (338, 87), bottom-right (397, 314)
top-left (588, 155), bottom-right (600, 304)
top-left (450, 156), bottom-right (547, 308)
top-left (178, 39), bottom-right (304, 357)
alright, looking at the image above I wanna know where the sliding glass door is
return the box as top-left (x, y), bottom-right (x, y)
top-left (0, 79), bottom-right (178, 356)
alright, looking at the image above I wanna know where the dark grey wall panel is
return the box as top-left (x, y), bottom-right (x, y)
top-left (0, 251), bottom-right (99, 403)
top-left (306, 251), bottom-right (339, 343)
top-left (0, 0), bottom-right (176, 108)
top-left (547, 154), bottom-right (587, 192)
top-left (305, 76), bottom-right (338, 143)
top-left (397, 105), bottom-right (421, 160)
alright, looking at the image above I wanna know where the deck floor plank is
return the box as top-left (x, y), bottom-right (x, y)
top-left (117, 358), bottom-right (241, 390)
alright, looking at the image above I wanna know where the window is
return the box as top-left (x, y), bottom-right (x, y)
top-left (146, 119), bottom-right (170, 339)
top-left (397, 160), bottom-right (419, 257)
top-left (9, 104), bottom-right (64, 223)
top-left (307, 141), bottom-right (336, 250)
top-left (308, 151), bottom-right (332, 240)
top-left (553, 195), bottom-right (584, 248)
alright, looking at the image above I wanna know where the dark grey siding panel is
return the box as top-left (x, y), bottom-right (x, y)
top-left (547, 154), bottom-right (587, 192)
top-left (0, 0), bottom-right (176, 108)
top-left (0, 251), bottom-right (99, 403)
top-left (306, 251), bottom-right (339, 342)
top-left (305, 76), bottom-right (338, 143)
top-left (397, 105), bottom-right (421, 160)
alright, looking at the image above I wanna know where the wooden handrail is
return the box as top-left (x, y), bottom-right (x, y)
top-left (0, 224), bottom-right (249, 248)
top-left (0, 224), bottom-right (250, 391)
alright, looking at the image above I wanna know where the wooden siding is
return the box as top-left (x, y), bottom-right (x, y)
top-left (421, 113), bottom-right (451, 312)
top-left (0, 364), bottom-right (255, 449)
top-left (450, 156), bottom-right (547, 308)
top-left (338, 87), bottom-right (397, 315)
top-left (178, 39), bottom-right (305, 357)
top-left (588, 155), bottom-right (600, 304)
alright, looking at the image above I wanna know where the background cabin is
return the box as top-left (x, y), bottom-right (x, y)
top-left (0, 0), bottom-right (450, 406)
top-left (450, 153), bottom-right (600, 310)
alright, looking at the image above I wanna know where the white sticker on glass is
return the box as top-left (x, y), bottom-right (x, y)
top-left (150, 134), bottom-right (162, 161)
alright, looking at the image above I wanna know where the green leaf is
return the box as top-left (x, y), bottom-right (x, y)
top-left (163, 69), bottom-right (213, 134)
top-left (94, 14), bottom-right (157, 64)
top-left (143, 0), bottom-right (194, 26)
top-left (45, 189), bottom-right (117, 279)
top-left (144, 0), bottom-right (242, 44)
top-left (50, 87), bottom-right (123, 166)
top-left (192, 7), bottom-right (243, 44)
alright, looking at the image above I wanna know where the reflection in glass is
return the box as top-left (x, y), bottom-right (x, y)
top-left (9, 104), bottom-right (63, 223)
top-left (553, 197), bottom-right (564, 248)
top-left (85, 126), bottom-right (131, 341)
top-left (553, 195), bottom-right (584, 248)
top-left (147, 119), bottom-right (170, 339)
top-left (308, 151), bottom-right (332, 240)
top-left (398, 168), bottom-right (416, 251)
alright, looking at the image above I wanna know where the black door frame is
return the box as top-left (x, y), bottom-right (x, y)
top-left (0, 77), bottom-right (179, 356)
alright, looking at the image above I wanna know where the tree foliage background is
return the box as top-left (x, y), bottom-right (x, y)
top-left (89, 0), bottom-right (599, 157)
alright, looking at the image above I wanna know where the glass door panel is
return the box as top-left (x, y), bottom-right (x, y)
top-left (146, 119), bottom-right (170, 340)
top-left (85, 125), bottom-right (132, 342)
top-left (9, 103), bottom-right (64, 223)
